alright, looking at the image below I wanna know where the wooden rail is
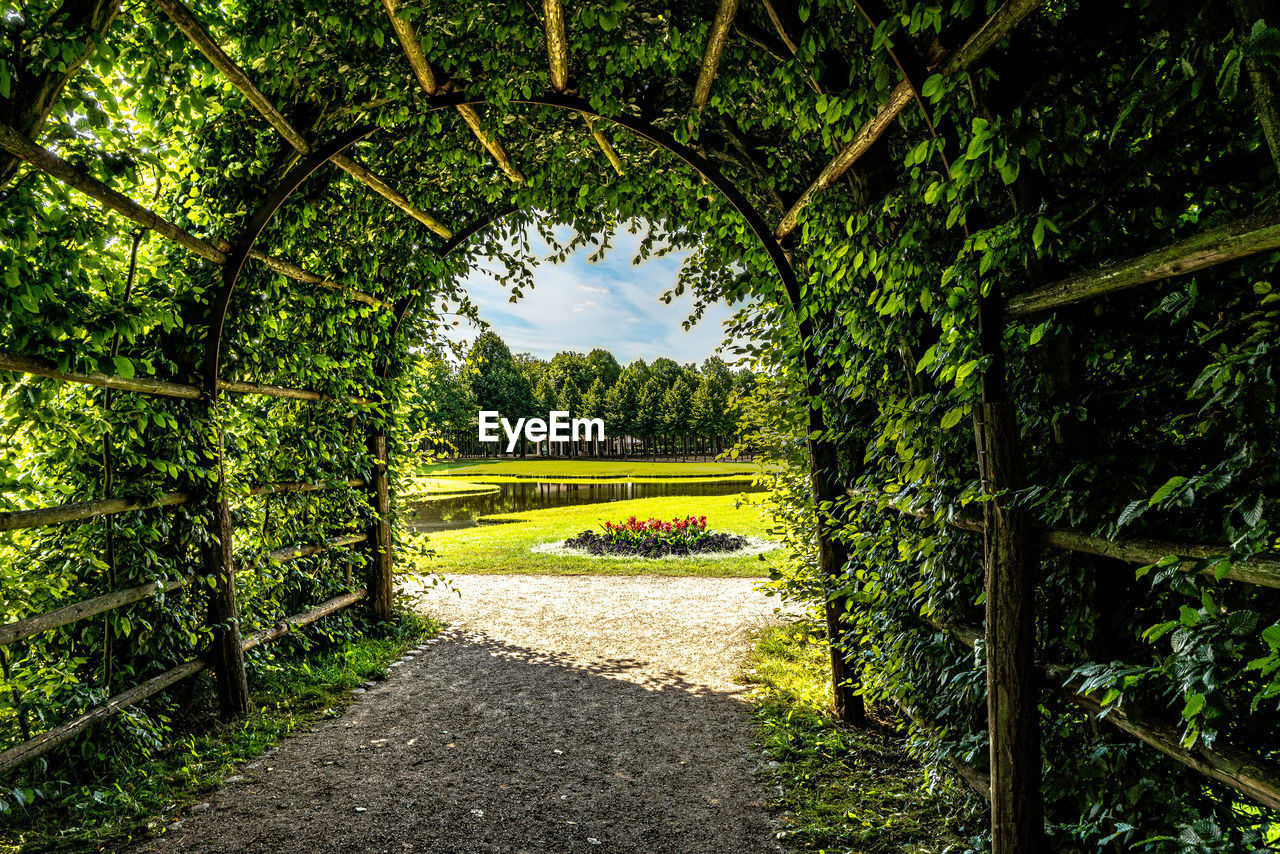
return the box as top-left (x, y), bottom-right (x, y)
top-left (0, 124), bottom-right (388, 308)
top-left (934, 620), bottom-right (1280, 811)
top-left (0, 349), bottom-right (375, 407)
top-left (1007, 211), bottom-right (1280, 315)
top-left (240, 589), bottom-right (368, 652)
top-left (0, 659), bottom-right (206, 776)
top-left (1, 479), bottom-right (364, 533)
top-left (0, 579), bottom-right (190, 646)
top-left (0, 585), bottom-right (367, 776)
top-left (848, 491), bottom-right (1280, 589)
top-left (267, 534), bottom-right (368, 563)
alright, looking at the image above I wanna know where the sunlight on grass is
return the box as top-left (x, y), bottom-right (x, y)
top-left (402, 493), bottom-right (777, 577)
top-left (746, 621), bottom-right (982, 853)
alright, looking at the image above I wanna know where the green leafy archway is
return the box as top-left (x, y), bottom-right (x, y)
top-left (2, 0), bottom-right (1280, 849)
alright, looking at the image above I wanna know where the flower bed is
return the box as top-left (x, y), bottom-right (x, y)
top-left (562, 515), bottom-right (750, 558)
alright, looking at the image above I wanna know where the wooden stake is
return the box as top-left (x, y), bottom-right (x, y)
top-left (201, 418), bottom-right (249, 719)
top-left (975, 286), bottom-right (1042, 852)
top-left (366, 431), bottom-right (394, 621)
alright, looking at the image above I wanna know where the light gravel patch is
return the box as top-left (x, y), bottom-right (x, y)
top-left (134, 574), bottom-right (789, 854)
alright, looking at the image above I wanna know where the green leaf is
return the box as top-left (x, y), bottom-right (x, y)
top-left (1150, 476), bottom-right (1188, 505)
top-left (113, 356), bottom-right (135, 379)
top-left (941, 407), bottom-right (966, 430)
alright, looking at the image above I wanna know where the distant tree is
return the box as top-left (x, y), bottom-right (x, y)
top-left (690, 376), bottom-right (726, 456)
top-left (533, 374), bottom-right (558, 455)
top-left (397, 354), bottom-right (472, 457)
top-left (661, 380), bottom-right (693, 458)
top-left (464, 332), bottom-right (535, 456)
top-left (548, 351), bottom-right (592, 392)
top-left (559, 377), bottom-right (582, 457)
top-left (585, 348), bottom-right (622, 388)
top-left (604, 373), bottom-right (638, 456)
top-left (635, 379), bottom-right (664, 454)
top-left (583, 378), bottom-right (608, 456)
top-left (648, 357), bottom-right (682, 389)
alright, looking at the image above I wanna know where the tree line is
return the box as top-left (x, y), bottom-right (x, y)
top-left (398, 332), bottom-right (753, 458)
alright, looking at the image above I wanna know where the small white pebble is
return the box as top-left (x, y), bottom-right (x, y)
top-left (354, 807), bottom-right (367, 813)
top-left (470, 808), bottom-right (484, 818)
top-left (588, 839), bottom-right (602, 845)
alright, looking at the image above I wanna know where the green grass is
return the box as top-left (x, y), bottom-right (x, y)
top-left (746, 621), bottom-right (981, 853)
top-left (404, 493), bottom-right (778, 577)
top-left (1, 610), bottom-right (439, 853)
top-left (400, 475), bottom-right (501, 499)
top-left (418, 458), bottom-right (761, 480)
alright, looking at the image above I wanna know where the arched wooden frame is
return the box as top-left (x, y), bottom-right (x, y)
top-left (203, 93), bottom-right (804, 394)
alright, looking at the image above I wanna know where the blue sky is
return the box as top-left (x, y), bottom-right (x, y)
top-left (444, 224), bottom-right (735, 364)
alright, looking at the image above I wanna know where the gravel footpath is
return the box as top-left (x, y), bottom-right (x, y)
top-left (134, 574), bottom-right (787, 854)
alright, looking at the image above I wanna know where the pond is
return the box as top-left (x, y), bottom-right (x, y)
top-left (404, 479), bottom-right (764, 532)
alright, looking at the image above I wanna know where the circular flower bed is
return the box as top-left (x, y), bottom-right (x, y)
top-left (561, 515), bottom-right (750, 558)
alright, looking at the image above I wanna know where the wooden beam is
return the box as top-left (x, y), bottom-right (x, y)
top-left (266, 533), bottom-right (367, 563)
top-left (0, 120), bottom-right (227, 262)
top-left (379, 0), bottom-right (525, 185)
top-left (244, 250), bottom-right (393, 309)
top-left (693, 0), bottom-right (740, 113)
top-left (542, 0), bottom-right (569, 92)
top-left (941, 0), bottom-right (1045, 75)
top-left (0, 490), bottom-right (192, 533)
top-left (240, 589), bottom-right (367, 652)
top-left (0, 579), bottom-right (189, 646)
top-left (1230, 0), bottom-right (1280, 175)
top-left (775, 0), bottom-right (1045, 239)
top-left (216, 379), bottom-right (374, 407)
top-left (849, 490), bottom-right (1280, 590)
top-left (0, 659), bottom-right (205, 776)
top-left (0, 350), bottom-right (203, 400)
top-left (366, 431), bottom-right (394, 621)
top-left (0, 124), bottom-right (391, 307)
top-left (1007, 211), bottom-right (1280, 315)
top-left (0, 0), bottom-right (121, 186)
top-left (938, 621), bottom-right (1280, 813)
top-left (775, 79), bottom-right (913, 238)
top-left (152, 0), bottom-right (454, 238)
top-left (201, 422), bottom-right (249, 719)
top-left (584, 114), bottom-right (626, 175)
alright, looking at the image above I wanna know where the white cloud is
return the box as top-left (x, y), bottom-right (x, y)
top-left (440, 222), bottom-right (739, 364)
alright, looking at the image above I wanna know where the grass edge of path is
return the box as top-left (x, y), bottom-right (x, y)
top-left (0, 610), bottom-right (439, 854)
top-left (744, 620), bottom-right (983, 853)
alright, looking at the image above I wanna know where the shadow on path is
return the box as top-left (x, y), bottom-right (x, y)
top-left (134, 576), bottom-right (783, 854)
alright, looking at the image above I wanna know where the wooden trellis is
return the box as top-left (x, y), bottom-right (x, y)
top-left (0, 0), bottom-right (1277, 850)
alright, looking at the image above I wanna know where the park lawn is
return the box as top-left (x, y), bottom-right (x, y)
top-left (401, 493), bottom-right (779, 578)
top-left (400, 476), bottom-right (500, 499)
top-left (417, 458), bottom-right (761, 480)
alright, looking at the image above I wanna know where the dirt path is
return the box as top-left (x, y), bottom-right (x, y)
top-left (136, 575), bottom-right (787, 854)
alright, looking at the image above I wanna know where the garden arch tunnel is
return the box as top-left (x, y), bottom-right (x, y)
top-left (2, 0), bottom-right (1280, 850)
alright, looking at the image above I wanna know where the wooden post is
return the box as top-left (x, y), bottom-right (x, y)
top-left (366, 430), bottom-right (394, 621)
top-left (974, 286), bottom-right (1042, 851)
top-left (200, 417), bottom-right (249, 719)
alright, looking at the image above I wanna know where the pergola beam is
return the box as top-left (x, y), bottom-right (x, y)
top-left (380, 0), bottom-right (526, 185)
top-left (152, 0), bottom-right (454, 238)
top-left (1007, 211), bottom-right (1280, 315)
top-left (542, 0), bottom-right (570, 92)
top-left (693, 0), bottom-right (740, 113)
top-left (0, 122), bottom-right (391, 309)
top-left (536, 0), bottom-right (625, 174)
top-left (775, 0), bottom-right (1044, 239)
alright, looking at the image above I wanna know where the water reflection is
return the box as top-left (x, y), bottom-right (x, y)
top-left (404, 480), bottom-right (763, 532)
